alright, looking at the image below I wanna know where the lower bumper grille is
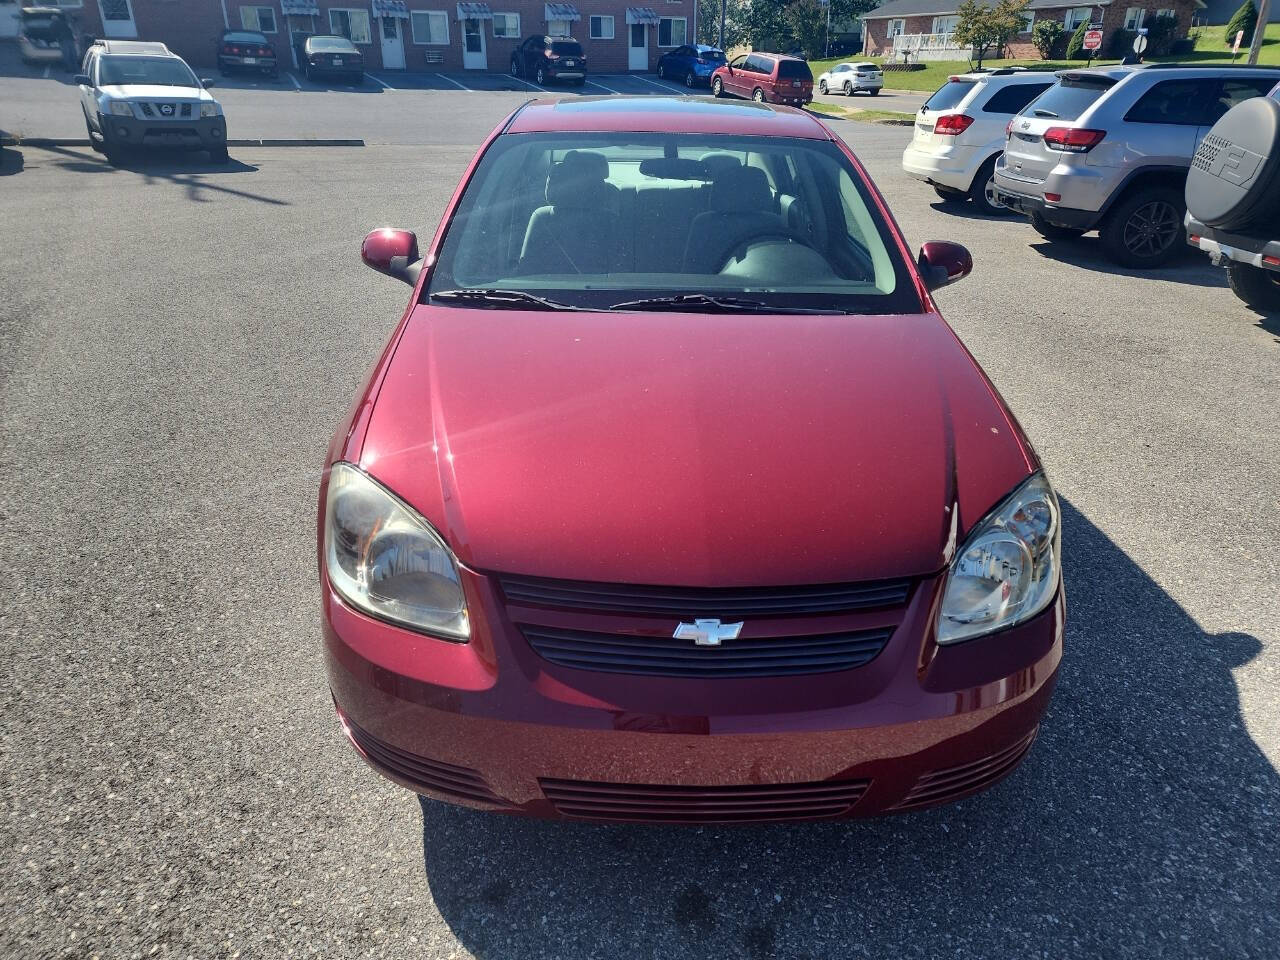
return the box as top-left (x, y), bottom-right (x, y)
top-left (893, 726), bottom-right (1038, 810)
top-left (540, 777), bottom-right (871, 823)
top-left (522, 624), bottom-right (892, 678)
top-left (343, 716), bottom-right (502, 805)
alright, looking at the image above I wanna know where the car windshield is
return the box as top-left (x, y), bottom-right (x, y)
top-left (551, 41), bottom-right (583, 56)
top-left (1022, 76), bottom-right (1114, 120)
top-left (310, 37), bottom-right (357, 51)
top-left (98, 56), bottom-right (198, 87)
top-left (924, 80), bottom-right (976, 111)
top-left (427, 131), bottom-right (921, 315)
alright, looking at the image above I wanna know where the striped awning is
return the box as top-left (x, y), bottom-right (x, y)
top-left (279, 0), bottom-right (319, 14)
top-left (372, 0), bottom-right (409, 16)
top-left (456, 2), bottom-right (494, 19)
top-left (545, 3), bottom-right (581, 21)
top-left (625, 7), bottom-right (660, 24)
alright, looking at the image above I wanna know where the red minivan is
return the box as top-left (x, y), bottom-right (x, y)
top-left (712, 52), bottom-right (813, 106)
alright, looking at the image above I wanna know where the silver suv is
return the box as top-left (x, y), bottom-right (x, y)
top-left (77, 40), bottom-right (228, 165)
top-left (994, 64), bottom-right (1280, 267)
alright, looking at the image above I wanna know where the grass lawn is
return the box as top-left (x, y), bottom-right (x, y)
top-left (807, 23), bottom-right (1280, 93)
top-left (806, 102), bottom-right (916, 124)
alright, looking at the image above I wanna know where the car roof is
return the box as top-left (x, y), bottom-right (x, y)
top-left (94, 39), bottom-right (172, 56)
top-left (307, 34), bottom-right (357, 44)
top-left (506, 96), bottom-right (832, 139)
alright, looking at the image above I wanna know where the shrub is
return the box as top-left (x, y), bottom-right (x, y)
top-left (1224, 1), bottom-right (1257, 46)
top-left (1032, 18), bottom-right (1063, 58)
top-left (1065, 17), bottom-right (1089, 59)
top-left (1145, 14), bottom-right (1179, 56)
top-left (1107, 27), bottom-right (1135, 57)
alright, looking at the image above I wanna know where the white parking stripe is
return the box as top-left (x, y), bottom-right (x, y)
top-left (505, 73), bottom-right (543, 92)
top-left (286, 71), bottom-right (302, 91)
top-left (436, 73), bottom-right (472, 91)
top-left (631, 74), bottom-right (687, 95)
top-left (584, 79), bottom-right (623, 95)
top-left (365, 73), bottom-right (394, 90)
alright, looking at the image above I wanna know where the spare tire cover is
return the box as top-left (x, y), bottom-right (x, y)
top-left (1185, 95), bottom-right (1280, 232)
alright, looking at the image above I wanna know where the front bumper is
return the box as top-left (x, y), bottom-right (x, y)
top-left (902, 143), bottom-right (981, 192)
top-left (325, 567), bottom-right (1063, 823)
top-left (1185, 213), bottom-right (1280, 273)
top-left (99, 112), bottom-right (226, 150)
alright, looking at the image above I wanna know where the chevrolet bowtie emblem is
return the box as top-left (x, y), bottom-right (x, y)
top-left (673, 618), bottom-right (744, 647)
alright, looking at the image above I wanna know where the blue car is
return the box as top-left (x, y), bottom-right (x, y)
top-left (655, 44), bottom-right (726, 88)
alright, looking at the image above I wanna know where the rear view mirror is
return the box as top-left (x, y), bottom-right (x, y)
top-left (74, 74), bottom-right (90, 85)
top-left (201, 77), bottom-right (216, 88)
top-left (917, 241), bottom-right (973, 291)
top-left (362, 228), bottom-right (422, 286)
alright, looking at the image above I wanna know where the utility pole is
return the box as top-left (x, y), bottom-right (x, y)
top-left (719, 0), bottom-right (726, 50)
top-left (825, 0), bottom-right (832, 58)
top-left (1247, 0), bottom-right (1271, 65)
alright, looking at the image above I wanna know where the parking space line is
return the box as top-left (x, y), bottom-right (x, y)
top-left (584, 78), bottom-right (624, 95)
top-left (505, 74), bottom-right (543, 93)
top-left (435, 73), bottom-right (472, 91)
top-left (285, 71), bottom-right (302, 91)
top-left (365, 73), bottom-right (394, 90)
top-left (631, 74), bottom-right (687, 95)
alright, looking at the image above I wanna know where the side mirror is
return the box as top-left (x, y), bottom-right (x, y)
top-left (917, 241), bottom-right (973, 291)
top-left (201, 77), bottom-right (216, 88)
top-left (362, 228), bottom-right (422, 286)
top-left (74, 74), bottom-right (90, 86)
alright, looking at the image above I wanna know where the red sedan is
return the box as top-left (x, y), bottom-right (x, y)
top-left (320, 97), bottom-right (1063, 823)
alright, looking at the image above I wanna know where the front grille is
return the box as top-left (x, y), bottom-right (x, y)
top-left (498, 574), bottom-right (913, 617)
top-left (540, 776), bottom-right (870, 823)
top-left (522, 624), bottom-right (892, 678)
top-left (893, 727), bottom-right (1038, 811)
top-left (139, 102), bottom-right (153, 117)
top-left (344, 716), bottom-right (503, 805)
top-left (180, 103), bottom-right (191, 117)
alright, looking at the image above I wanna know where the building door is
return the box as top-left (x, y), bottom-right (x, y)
top-left (628, 22), bottom-right (647, 71)
top-left (97, 0), bottom-right (138, 39)
top-left (462, 18), bottom-right (486, 69)
top-left (379, 16), bottom-right (405, 69)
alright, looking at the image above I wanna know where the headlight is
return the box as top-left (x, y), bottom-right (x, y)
top-left (108, 101), bottom-right (133, 117)
top-left (936, 472), bottom-right (1060, 645)
top-left (200, 103), bottom-right (219, 118)
top-left (324, 462), bottom-right (470, 640)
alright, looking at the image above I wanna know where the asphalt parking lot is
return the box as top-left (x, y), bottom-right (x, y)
top-left (1, 74), bottom-right (1279, 960)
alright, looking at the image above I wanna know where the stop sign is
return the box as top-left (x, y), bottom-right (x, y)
top-left (1083, 29), bottom-right (1103, 50)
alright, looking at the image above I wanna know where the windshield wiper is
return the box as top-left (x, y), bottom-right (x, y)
top-left (429, 289), bottom-right (594, 311)
top-left (1032, 108), bottom-right (1059, 118)
top-left (609, 293), bottom-right (841, 314)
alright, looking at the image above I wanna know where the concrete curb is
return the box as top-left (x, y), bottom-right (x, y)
top-left (1, 136), bottom-right (365, 147)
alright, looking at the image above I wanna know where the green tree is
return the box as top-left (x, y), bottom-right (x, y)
top-left (1223, 0), bottom-right (1257, 46)
top-left (953, 0), bottom-right (1030, 67)
top-left (784, 0), bottom-right (828, 58)
top-left (1065, 17), bottom-right (1089, 59)
top-left (1031, 18), bottom-right (1063, 58)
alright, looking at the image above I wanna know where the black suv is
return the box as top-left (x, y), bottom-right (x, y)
top-left (510, 36), bottom-right (586, 86)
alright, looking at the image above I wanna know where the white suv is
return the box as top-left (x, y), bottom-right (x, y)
top-left (817, 62), bottom-right (883, 97)
top-left (903, 69), bottom-right (1056, 214)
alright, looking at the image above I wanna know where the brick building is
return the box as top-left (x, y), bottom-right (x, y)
top-left (861, 0), bottom-right (1203, 60)
top-left (52, 0), bottom-right (694, 71)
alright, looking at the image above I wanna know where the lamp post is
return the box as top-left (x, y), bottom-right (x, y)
top-left (719, 0), bottom-right (726, 50)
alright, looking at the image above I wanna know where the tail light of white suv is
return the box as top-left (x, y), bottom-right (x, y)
top-left (933, 114), bottom-right (975, 136)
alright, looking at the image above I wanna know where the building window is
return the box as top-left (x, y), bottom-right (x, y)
top-left (657, 16), bottom-right (685, 46)
top-left (1019, 10), bottom-right (1034, 33)
top-left (1123, 7), bottom-right (1145, 30)
top-left (886, 18), bottom-right (905, 38)
top-left (240, 5), bottom-right (277, 32)
top-left (492, 12), bottom-right (519, 37)
top-left (329, 8), bottom-right (372, 44)
top-left (548, 19), bottom-right (571, 36)
top-left (100, 0), bottom-right (133, 20)
top-left (1155, 7), bottom-right (1177, 19)
top-left (932, 15), bottom-right (958, 33)
top-left (411, 9), bottom-right (449, 43)
top-left (589, 14), bottom-right (614, 39)
top-left (1063, 7), bottom-right (1091, 30)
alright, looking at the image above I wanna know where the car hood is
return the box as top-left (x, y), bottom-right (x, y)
top-left (100, 84), bottom-right (209, 101)
top-left (358, 307), bottom-right (1035, 585)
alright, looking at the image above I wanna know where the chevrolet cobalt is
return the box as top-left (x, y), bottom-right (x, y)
top-left (320, 97), bottom-right (1063, 823)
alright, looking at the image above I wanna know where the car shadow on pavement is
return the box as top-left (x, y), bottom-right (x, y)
top-left (1029, 239), bottom-right (1228, 288)
top-left (0, 147), bottom-right (24, 176)
top-left (420, 498), bottom-right (1279, 959)
top-left (928, 199), bottom-right (1021, 223)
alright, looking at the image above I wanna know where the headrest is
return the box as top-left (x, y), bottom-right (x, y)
top-left (700, 153), bottom-right (742, 180)
top-left (709, 166), bottom-right (773, 213)
top-left (546, 150), bottom-right (610, 207)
